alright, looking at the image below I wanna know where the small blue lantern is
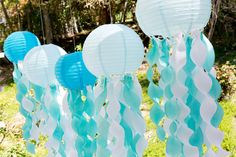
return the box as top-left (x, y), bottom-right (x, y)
top-left (55, 51), bottom-right (96, 90)
top-left (3, 31), bottom-right (40, 63)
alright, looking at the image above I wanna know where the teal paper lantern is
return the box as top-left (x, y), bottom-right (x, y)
top-left (3, 31), bottom-right (40, 63)
top-left (55, 52), bottom-right (96, 90)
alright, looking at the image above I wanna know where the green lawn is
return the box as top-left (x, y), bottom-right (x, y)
top-left (0, 75), bottom-right (235, 156)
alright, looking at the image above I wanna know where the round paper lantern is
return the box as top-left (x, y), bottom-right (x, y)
top-left (55, 52), bottom-right (96, 90)
top-left (4, 31), bottom-right (40, 63)
top-left (23, 44), bottom-right (66, 88)
top-left (82, 24), bottom-right (144, 77)
top-left (135, 0), bottom-right (212, 37)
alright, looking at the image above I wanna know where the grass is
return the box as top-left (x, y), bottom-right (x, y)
top-left (0, 74), bottom-right (235, 156)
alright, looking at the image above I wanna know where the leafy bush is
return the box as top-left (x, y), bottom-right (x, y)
top-left (216, 62), bottom-right (236, 99)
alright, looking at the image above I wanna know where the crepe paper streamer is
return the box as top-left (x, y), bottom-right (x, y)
top-left (94, 77), bottom-right (111, 157)
top-left (29, 84), bottom-right (47, 143)
top-left (189, 32), bottom-right (229, 156)
top-left (4, 31), bottom-right (40, 63)
top-left (60, 91), bottom-right (78, 157)
top-left (147, 32), bottom-right (229, 157)
top-left (55, 52), bottom-right (97, 157)
top-left (147, 38), bottom-right (192, 157)
top-left (23, 44), bottom-right (67, 156)
top-left (135, 0), bottom-right (212, 37)
top-left (43, 85), bottom-right (66, 157)
top-left (94, 76), bottom-right (136, 157)
top-left (23, 44), bottom-right (67, 88)
top-left (83, 24), bottom-right (147, 157)
top-left (118, 74), bottom-right (148, 157)
top-left (82, 24), bottom-right (144, 77)
top-left (13, 64), bottom-right (36, 153)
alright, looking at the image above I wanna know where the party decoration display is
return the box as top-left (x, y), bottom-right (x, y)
top-left (135, 0), bottom-right (212, 37)
top-left (3, 1), bottom-right (230, 155)
top-left (4, 31), bottom-right (40, 63)
top-left (55, 52), bottom-right (97, 157)
top-left (23, 44), bottom-right (67, 156)
top-left (3, 31), bottom-right (41, 153)
top-left (83, 24), bottom-right (147, 157)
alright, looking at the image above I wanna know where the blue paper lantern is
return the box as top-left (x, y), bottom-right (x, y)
top-left (3, 31), bottom-right (40, 63)
top-left (55, 52), bottom-right (96, 90)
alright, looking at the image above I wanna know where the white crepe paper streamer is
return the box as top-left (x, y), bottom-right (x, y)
top-left (190, 32), bottom-right (229, 157)
top-left (103, 77), bottom-right (127, 157)
top-left (43, 86), bottom-right (65, 157)
top-left (60, 91), bottom-right (78, 157)
top-left (118, 75), bottom-right (147, 157)
top-left (16, 62), bottom-right (43, 152)
top-left (169, 35), bottom-right (200, 157)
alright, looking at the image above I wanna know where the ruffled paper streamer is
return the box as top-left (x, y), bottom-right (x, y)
top-left (119, 75), bottom-right (147, 157)
top-left (43, 85), bottom-right (66, 157)
top-left (67, 87), bottom-right (97, 157)
top-left (94, 77), bottom-right (127, 157)
top-left (147, 33), bottom-right (229, 157)
top-left (94, 76), bottom-right (147, 157)
top-left (189, 32), bottom-right (229, 156)
top-left (13, 63), bottom-right (37, 153)
top-left (94, 78), bottom-right (110, 157)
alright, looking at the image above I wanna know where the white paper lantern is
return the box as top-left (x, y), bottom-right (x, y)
top-left (23, 44), bottom-right (66, 88)
top-left (82, 24), bottom-right (144, 77)
top-left (135, 0), bottom-right (212, 37)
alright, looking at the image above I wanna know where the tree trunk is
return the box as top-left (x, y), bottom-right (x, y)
top-left (121, 0), bottom-right (128, 23)
top-left (208, 0), bottom-right (222, 40)
top-left (26, 4), bottom-right (32, 31)
top-left (0, 0), bottom-right (13, 32)
top-left (109, 0), bottom-right (114, 23)
top-left (72, 16), bottom-right (79, 34)
top-left (16, 4), bottom-right (22, 30)
top-left (42, 2), bottom-right (53, 43)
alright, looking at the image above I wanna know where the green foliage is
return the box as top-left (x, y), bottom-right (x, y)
top-left (220, 101), bottom-right (236, 156)
top-left (75, 43), bottom-right (83, 51)
top-left (216, 62), bottom-right (236, 99)
top-left (215, 51), bottom-right (236, 100)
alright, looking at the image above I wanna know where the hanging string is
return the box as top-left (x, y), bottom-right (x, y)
top-left (39, 0), bottom-right (45, 44)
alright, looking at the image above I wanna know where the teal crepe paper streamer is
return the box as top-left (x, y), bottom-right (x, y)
top-left (68, 88), bottom-right (98, 157)
top-left (13, 64), bottom-right (36, 153)
top-left (120, 103), bottom-right (137, 157)
top-left (120, 74), bottom-right (147, 156)
top-left (147, 38), bottom-right (167, 141)
top-left (47, 85), bottom-right (66, 157)
top-left (182, 35), bottom-right (205, 154)
top-left (183, 33), bottom-right (226, 155)
top-left (95, 77), bottom-right (111, 157)
top-left (147, 37), bottom-right (195, 156)
top-left (147, 32), bottom-right (227, 156)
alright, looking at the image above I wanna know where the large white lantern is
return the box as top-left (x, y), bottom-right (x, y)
top-left (135, 0), bottom-right (212, 37)
top-left (23, 44), bottom-right (66, 88)
top-left (82, 24), bottom-right (144, 77)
